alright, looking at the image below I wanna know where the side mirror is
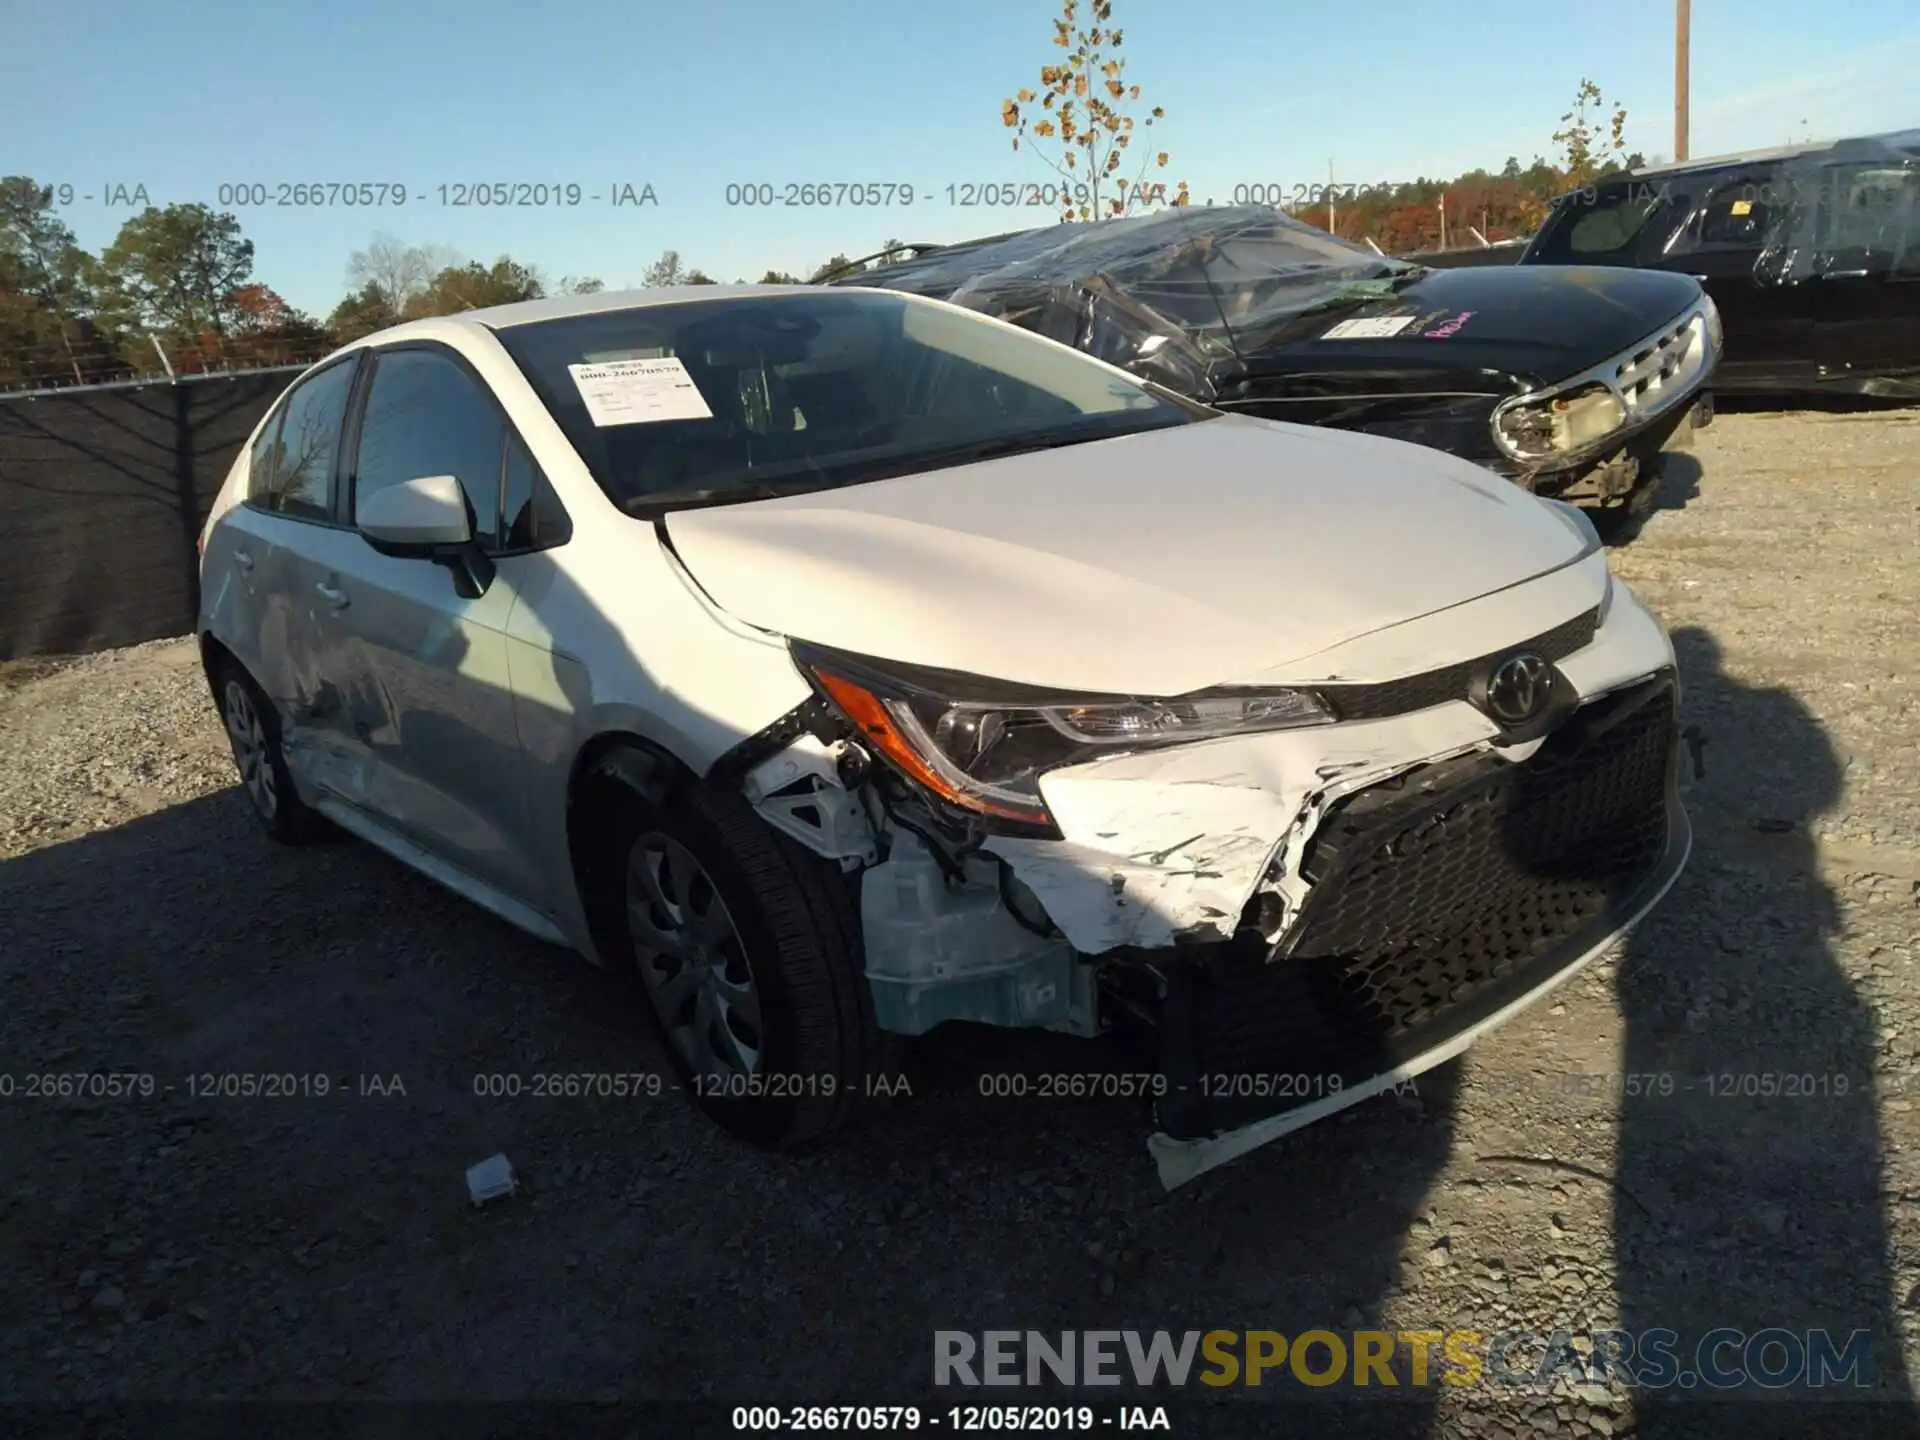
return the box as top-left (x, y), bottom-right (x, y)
top-left (359, 474), bottom-right (472, 550)
top-left (358, 474), bottom-right (495, 597)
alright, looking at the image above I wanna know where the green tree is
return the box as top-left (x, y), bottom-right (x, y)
top-left (684, 269), bottom-right (717, 284)
top-left (1001, 0), bottom-right (1188, 221)
top-left (404, 257), bottom-right (544, 317)
top-left (558, 275), bottom-right (605, 294)
top-left (97, 203), bottom-right (255, 339)
top-left (808, 253), bottom-right (860, 282)
top-left (325, 280), bottom-right (395, 343)
top-left (0, 177), bottom-right (101, 385)
top-left (642, 249), bottom-right (687, 287)
top-left (758, 270), bottom-right (804, 284)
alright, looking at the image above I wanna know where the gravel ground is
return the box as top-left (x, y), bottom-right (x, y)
top-left (2, 409), bottom-right (1918, 1439)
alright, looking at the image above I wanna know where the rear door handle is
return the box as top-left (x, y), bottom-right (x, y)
top-left (316, 581), bottom-right (350, 610)
top-left (233, 549), bottom-right (254, 571)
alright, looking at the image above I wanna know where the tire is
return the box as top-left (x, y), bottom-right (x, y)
top-left (606, 778), bottom-right (895, 1148)
top-left (212, 656), bottom-right (328, 845)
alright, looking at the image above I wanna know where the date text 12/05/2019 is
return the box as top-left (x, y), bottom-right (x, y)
top-left (729, 1405), bottom-right (1172, 1431)
top-left (204, 183), bottom-right (659, 209)
top-left (720, 182), bottom-right (1172, 209)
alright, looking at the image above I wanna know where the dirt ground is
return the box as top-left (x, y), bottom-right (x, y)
top-left (2, 409), bottom-right (1918, 1439)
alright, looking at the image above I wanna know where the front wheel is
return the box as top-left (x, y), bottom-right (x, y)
top-left (213, 656), bottom-right (328, 844)
top-left (607, 779), bottom-right (895, 1147)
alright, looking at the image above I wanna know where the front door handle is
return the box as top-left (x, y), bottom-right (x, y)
top-left (316, 581), bottom-right (350, 611)
top-left (233, 549), bottom-right (254, 571)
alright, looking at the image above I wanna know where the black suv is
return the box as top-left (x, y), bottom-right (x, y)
top-left (1522, 129), bottom-right (1920, 398)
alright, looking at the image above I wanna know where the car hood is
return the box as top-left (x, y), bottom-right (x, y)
top-left (1231, 265), bottom-right (1705, 393)
top-left (662, 415), bottom-right (1592, 695)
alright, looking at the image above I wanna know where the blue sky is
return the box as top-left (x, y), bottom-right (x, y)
top-left (3, 0), bottom-right (1916, 318)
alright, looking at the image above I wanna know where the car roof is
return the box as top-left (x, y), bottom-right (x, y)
top-left (1624, 127), bottom-right (1920, 181)
top-left (430, 284), bottom-right (828, 331)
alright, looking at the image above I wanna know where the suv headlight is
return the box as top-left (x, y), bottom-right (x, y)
top-left (794, 645), bottom-right (1332, 830)
top-left (1493, 382), bottom-right (1626, 465)
top-left (1703, 294), bottom-right (1723, 352)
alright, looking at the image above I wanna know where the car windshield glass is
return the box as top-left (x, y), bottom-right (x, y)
top-left (836, 205), bottom-right (1420, 390)
top-left (493, 291), bottom-right (1209, 515)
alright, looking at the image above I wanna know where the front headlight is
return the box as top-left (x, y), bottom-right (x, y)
top-left (1702, 294), bottom-right (1723, 352)
top-left (795, 646), bottom-right (1332, 830)
top-left (1492, 382), bottom-right (1626, 466)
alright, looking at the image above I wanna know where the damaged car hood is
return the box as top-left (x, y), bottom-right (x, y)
top-left (663, 413), bottom-right (1590, 695)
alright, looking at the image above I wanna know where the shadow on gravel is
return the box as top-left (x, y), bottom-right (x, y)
top-left (1613, 626), bottom-right (1915, 1437)
top-left (1599, 450), bottom-right (1704, 549)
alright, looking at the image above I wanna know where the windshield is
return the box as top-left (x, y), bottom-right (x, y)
top-left (493, 291), bottom-right (1207, 515)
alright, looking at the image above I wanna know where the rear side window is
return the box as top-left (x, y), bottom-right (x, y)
top-left (248, 360), bottom-right (355, 521)
top-left (352, 349), bottom-right (505, 549)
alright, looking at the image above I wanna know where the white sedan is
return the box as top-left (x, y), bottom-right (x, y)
top-left (196, 284), bottom-right (1690, 1186)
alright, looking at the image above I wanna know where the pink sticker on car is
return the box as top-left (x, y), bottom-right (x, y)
top-left (1422, 311), bottom-right (1475, 338)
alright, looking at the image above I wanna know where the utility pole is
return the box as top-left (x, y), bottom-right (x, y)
top-left (1675, 0), bottom-right (1691, 162)
top-left (1327, 159), bottom-right (1335, 235)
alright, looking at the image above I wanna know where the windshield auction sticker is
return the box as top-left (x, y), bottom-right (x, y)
top-left (1320, 316), bottom-right (1417, 340)
top-left (567, 357), bottom-right (715, 426)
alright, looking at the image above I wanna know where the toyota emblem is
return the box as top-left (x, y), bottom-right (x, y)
top-left (1483, 652), bottom-right (1553, 725)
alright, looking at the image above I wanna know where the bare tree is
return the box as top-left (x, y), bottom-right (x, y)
top-left (345, 234), bottom-right (460, 320)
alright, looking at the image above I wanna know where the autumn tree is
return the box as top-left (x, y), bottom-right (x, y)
top-left (1554, 79), bottom-right (1631, 192)
top-left (1001, 0), bottom-right (1188, 221)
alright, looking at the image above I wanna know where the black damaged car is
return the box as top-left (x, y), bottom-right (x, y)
top-left (1521, 128), bottom-right (1920, 398)
top-left (830, 204), bottom-right (1719, 522)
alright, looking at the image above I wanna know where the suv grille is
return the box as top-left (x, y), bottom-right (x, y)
top-left (1314, 605), bottom-right (1600, 722)
top-left (1616, 313), bottom-right (1710, 421)
top-left (1188, 676), bottom-right (1675, 1082)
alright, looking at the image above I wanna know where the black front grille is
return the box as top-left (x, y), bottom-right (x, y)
top-left (1315, 606), bottom-right (1600, 722)
top-left (1186, 676), bottom-right (1676, 1086)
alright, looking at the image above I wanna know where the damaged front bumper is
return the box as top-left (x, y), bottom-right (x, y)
top-left (733, 572), bottom-right (1688, 1188)
top-left (1146, 669), bottom-right (1689, 1187)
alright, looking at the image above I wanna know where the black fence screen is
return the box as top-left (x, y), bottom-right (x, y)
top-left (0, 368), bottom-right (300, 660)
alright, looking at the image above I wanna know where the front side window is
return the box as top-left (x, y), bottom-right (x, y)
top-left (1691, 169), bottom-right (1786, 250)
top-left (250, 359), bottom-right (355, 520)
top-left (352, 348), bottom-right (505, 549)
top-left (493, 290), bottom-right (1208, 516)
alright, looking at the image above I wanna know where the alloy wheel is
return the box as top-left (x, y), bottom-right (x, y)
top-left (625, 832), bottom-right (764, 1079)
top-left (222, 679), bottom-right (278, 821)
